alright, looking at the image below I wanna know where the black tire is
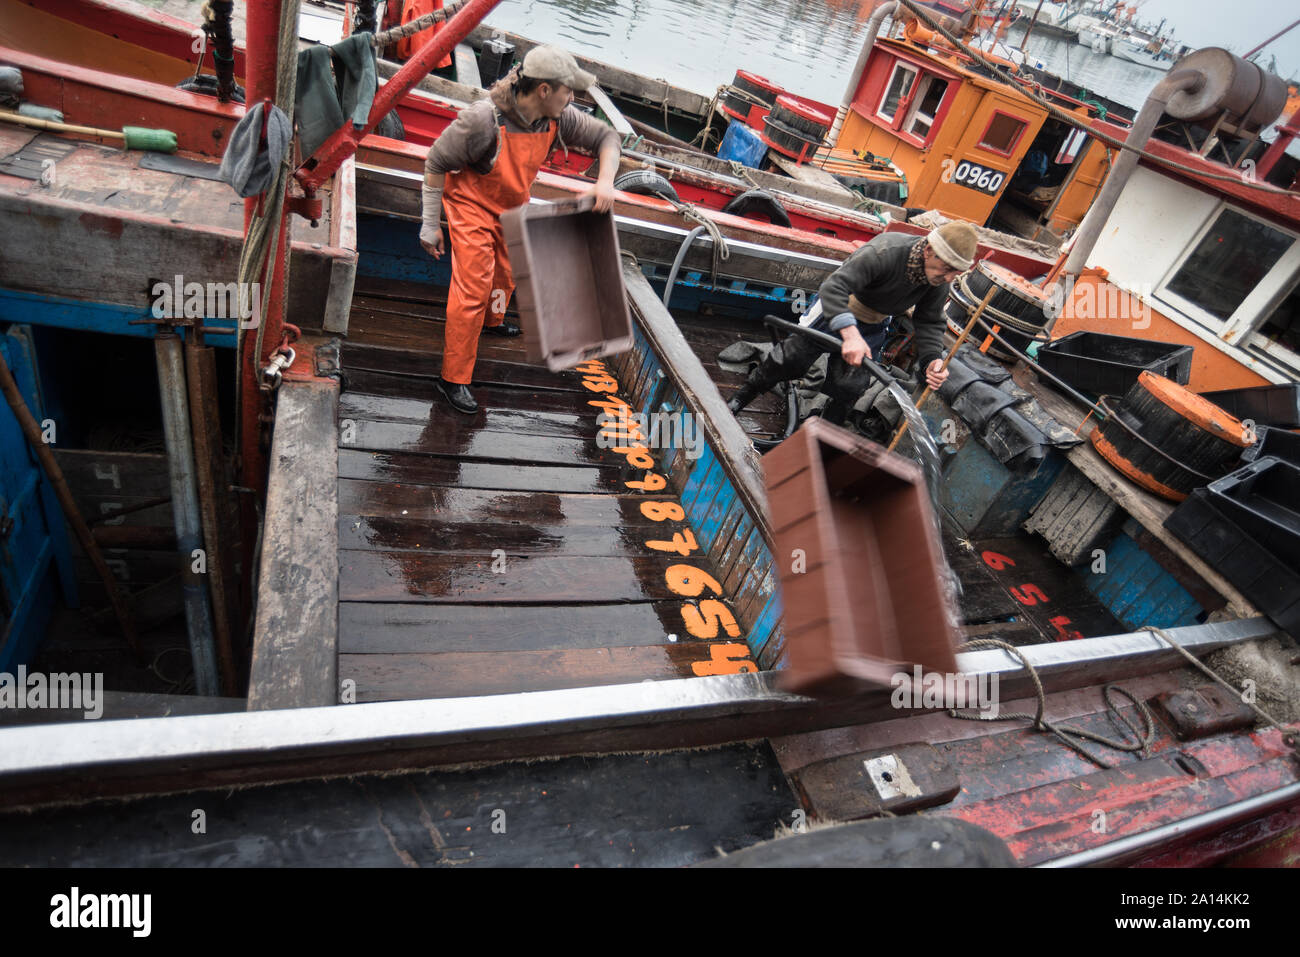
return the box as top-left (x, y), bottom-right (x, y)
top-left (374, 109), bottom-right (405, 141)
top-left (722, 188), bottom-right (792, 228)
top-left (614, 169), bottom-right (680, 202)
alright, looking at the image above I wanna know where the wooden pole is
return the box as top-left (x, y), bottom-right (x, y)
top-left (0, 349), bottom-right (141, 656)
top-left (887, 285), bottom-right (998, 453)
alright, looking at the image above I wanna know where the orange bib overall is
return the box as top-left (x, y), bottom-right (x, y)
top-left (440, 117), bottom-right (555, 384)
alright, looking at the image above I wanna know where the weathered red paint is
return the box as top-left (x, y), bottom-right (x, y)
top-left (297, 0), bottom-right (507, 192)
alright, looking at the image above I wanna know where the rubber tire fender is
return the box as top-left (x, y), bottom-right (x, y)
top-left (613, 169), bottom-right (680, 202)
top-left (721, 188), bottom-right (792, 228)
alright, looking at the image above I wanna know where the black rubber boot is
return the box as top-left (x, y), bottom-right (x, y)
top-left (727, 381), bottom-right (762, 414)
top-left (437, 377), bottom-right (478, 414)
top-left (482, 319), bottom-right (522, 337)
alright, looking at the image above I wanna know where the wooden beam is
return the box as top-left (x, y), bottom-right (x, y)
top-left (589, 84), bottom-right (634, 137)
top-left (248, 379), bottom-right (340, 710)
top-left (453, 42), bottom-right (483, 90)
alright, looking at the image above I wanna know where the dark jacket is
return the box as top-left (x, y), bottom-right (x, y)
top-left (819, 232), bottom-right (949, 370)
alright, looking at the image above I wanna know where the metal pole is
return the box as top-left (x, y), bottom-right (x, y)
top-left (185, 336), bottom-right (239, 696)
top-left (1020, 0), bottom-right (1046, 51)
top-left (1062, 68), bottom-right (1203, 276)
top-left (155, 334), bottom-right (219, 696)
top-left (828, 1), bottom-right (900, 148)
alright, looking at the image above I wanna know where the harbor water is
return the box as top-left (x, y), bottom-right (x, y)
top-left (485, 0), bottom-right (1170, 111)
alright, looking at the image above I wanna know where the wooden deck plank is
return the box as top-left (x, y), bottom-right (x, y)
top-left (338, 551), bottom-right (687, 603)
top-left (340, 643), bottom-right (735, 701)
top-left (341, 342), bottom-right (584, 392)
top-left (337, 450), bottom-right (627, 493)
top-left (337, 480), bottom-right (656, 524)
top-left (339, 391), bottom-right (594, 440)
top-left (248, 379), bottom-right (339, 710)
top-left (343, 369), bottom-right (597, 413)
top-left (342, 419), bottom-right (609, 466)
top-left (339, 513), bottom-right (656, 556)
top-left (339, 601), bottom-right (686, 653)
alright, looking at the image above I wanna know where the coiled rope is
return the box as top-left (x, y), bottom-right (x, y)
top-left (948, 638), bottom-right (1156, 769)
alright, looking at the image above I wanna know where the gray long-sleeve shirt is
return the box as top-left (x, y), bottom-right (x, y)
top-left (819, 232), bottom-right (949, 370)
top-left (424, 88), bottom-right (619, 177)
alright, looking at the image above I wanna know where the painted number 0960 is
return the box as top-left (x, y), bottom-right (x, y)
top-left (945, 159), bottom-right (1005, 195)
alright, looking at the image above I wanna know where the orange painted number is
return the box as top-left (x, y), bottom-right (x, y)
top-left (665, 563), bottom-right (722, 598)
top-left (690, 642), bottom-right (755, 676)
top-left (682, 599), bottom-right (742, 639)
top-left (574, 360), bottom-right (607, 375)
top-left (588, 396), bottom-right (632, 416)
top-left (626, 472), bottom-right (667, 492)
top-left (641, 501), bottom-right (685, 522)
top-left (646, 529), bottom-right (699, 556)
top-left (615, 445), bottom-right (656, 469)
top-left (581, 374), bottom-right (619, 394)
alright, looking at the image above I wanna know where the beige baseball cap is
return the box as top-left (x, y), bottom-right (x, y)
top-left (521, 45), bottom-right (596, 92)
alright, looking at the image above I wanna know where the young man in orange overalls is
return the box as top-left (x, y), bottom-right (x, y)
top-left (419, 46), bottom-right (621, 413)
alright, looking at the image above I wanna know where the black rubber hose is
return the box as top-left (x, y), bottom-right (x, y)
top-left (663, 225), bottom-right (708, 309)
top-left (760, 314), bottom-right (897, 388)
top-left (208, 1), bottom-right (238, 104)
top-left (353, 0), bottom-right (379, 34)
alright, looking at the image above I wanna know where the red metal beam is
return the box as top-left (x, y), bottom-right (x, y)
top-left (296, 0), bottom-right (506, 192)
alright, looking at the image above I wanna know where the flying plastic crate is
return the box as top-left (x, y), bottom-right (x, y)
top-left (501, 197), bottom-right (633, 371)
top-left (762, 418), bottom-right (960, 697)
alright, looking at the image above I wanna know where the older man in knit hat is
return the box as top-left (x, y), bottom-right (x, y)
top-left (728, 221), bottom-right (978, 421)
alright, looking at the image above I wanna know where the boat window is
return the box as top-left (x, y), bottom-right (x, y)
top-left (979, 111), bottom-right (1029, 156)
top-left (878, 62), bottom-right (918, 123)
top-left (1163, 208), bottom-right (1293, 322)
top-left (1252, 281), bottom-right (1300, 356)
top-left (905, 77), bottom-right (950, 140)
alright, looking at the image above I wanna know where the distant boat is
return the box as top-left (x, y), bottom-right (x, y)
top-left (1113, 42), bottom-right (1175, 71)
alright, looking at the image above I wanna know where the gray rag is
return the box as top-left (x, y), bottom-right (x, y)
top-left (218, 100), bottom-right (291, 198)
top-left (295, 34), bottom-right (378, 160)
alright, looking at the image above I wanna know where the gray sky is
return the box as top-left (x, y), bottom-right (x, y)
top-left (1135, 1), bottom-right (1300, 79)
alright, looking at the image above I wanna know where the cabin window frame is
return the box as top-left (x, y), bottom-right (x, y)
top-left (1155, 202), bottom-right (1300, 375)
top-left (902, 75), bottom-right (952, 142)
top-left (976, 109), bottom-right (1030, 158)
top-left (877, 61), bottom-right (919, 125)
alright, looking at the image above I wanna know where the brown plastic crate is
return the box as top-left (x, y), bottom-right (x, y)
top-left (500, 197), bottom-right (634, 371)
top-left (762, 418), bottom-right (960, 697)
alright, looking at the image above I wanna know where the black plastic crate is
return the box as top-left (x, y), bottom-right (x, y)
top-left (1164, 485), bottom-right (1300, 639)
top-left (1242, 425), bottom-right (1300, 467)
top-left (1202, 456), bottom-right (1300, 565)
top-left (1037, 331), bottom-right (1193, 398)
top-left (1200, 384), bottom-right (1300, 429)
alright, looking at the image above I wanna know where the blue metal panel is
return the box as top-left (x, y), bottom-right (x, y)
top-left (1083, 532), bottom-right (1203, 630)
top-left (751, 586), bottom-right (785, 667)
top-left (0, 288), bottom-right (238, 346)
top-left (0, 331), bottom-right (71, 669)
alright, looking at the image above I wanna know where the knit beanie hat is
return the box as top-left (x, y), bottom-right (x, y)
top-left (927, 221), bottom-right (978, 271)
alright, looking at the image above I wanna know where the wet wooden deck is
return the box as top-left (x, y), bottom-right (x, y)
top-left (337, 280), bottom-right (757, 702)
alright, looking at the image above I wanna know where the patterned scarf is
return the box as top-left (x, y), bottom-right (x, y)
top-left (905, 238), bottom-right (928, 285)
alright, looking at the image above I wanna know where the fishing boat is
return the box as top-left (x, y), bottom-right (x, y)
top-left (0, 1), bottom-right (1297, 868)
top-left (6, 0), bottom-right (1134, 256)
top-left (1112, 37), bottom-right (1175, 72)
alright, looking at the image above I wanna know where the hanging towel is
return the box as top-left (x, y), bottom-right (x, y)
top-left (295, 44), bottom-right (345, 161)
top-left (218, 100), bottom-right (291, 197)
top-left (294, 34), bottom-right (378, 160)
top-left (332, 32), bottom-right (378, 131)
